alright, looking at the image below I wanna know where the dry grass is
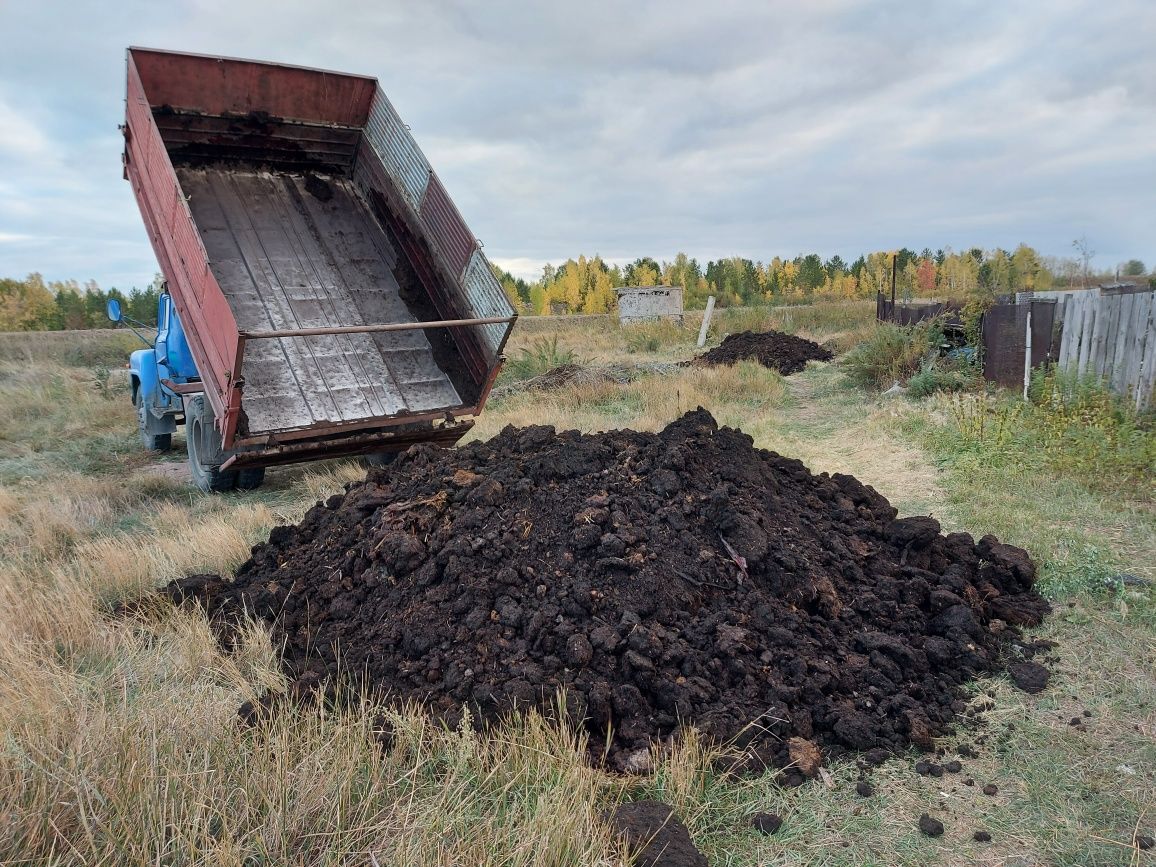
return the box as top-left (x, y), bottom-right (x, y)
top-left (1, 302), bottom-right (1153, 865)
top-left (0, 328), bottom-right (145, 366)
top-left (474, 361), bottom-right (787, 443)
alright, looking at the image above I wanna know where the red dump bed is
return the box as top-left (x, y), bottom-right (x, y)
top-left (123, 47), bottom-right (516, 462)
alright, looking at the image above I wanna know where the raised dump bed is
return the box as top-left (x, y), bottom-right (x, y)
top-left (123, 47), bottom-right (516, 471)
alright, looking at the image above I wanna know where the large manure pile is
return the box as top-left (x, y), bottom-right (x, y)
top-left (692, 330), bottom-right (833, 374)
top-left (174, 410), bottom-right (1049, 772)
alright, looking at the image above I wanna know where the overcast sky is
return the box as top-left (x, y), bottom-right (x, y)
top-left (0, 0), bottom-right (1152, 289)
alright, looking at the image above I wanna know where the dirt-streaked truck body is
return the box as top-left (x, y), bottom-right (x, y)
top-left (121, 47), bottom-right (515, 488)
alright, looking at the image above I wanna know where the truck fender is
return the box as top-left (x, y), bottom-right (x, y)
top-left (129, 348), bottom-right (177, 436)
top-left (130, 348), bottom-right (159, 405)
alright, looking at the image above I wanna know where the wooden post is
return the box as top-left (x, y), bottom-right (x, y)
top-left (1023, 305), bottom-right (1033, 400)
top-left (697, 296), bottom-right (716, 348)
top-left (890, 254), bottom-right (897, 310)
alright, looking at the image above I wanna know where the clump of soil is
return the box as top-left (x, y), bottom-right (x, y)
top-left (1007, 660), bottom-right (1049, 693)
top-left (171, 409), bottom-right (1049, 772)
top-left (918, 813), bottom-right (945, 837)
top-left (750, 813), bottom-right (783, 835)
top-left (691, 330), bottom-right (833, 375)
top-left (609, 801), bottom-right (707, 867)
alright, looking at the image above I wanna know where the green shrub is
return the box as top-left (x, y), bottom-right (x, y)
top-left (842, 321), bottom-right (940, 390)
top-left (906, 355), bottom-right (981, 399)
top-left (504, 336), bottom-right (580, 380)
top-left (1025, 368), bottom-right (1155, 486)
top-left (932, 371), bottom-right (1154, 494)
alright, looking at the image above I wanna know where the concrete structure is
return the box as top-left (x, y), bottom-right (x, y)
top-left (615, 286), bottom-right (684, 325)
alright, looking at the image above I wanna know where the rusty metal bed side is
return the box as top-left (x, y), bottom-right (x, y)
top-left (125, 50), bottom-right (244, 443)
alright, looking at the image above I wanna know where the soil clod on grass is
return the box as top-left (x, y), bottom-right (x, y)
top-left (855, 780), bottom-right (874, 797)
top-left (750, 812), bottom-right (783, 835)
top-left (691, 330), bottom-right (833, 375)
top-left (918, 813), bottom-right (945, 837)
top-left (168, 409), bottom-right (1049, 772)
top-left (1007, 660), bottom-right (1050, 693)
top-left (982, 783), bottom-right (999, 796)
top-left (974, 830), bottom-right (992, 842)
top-left (609, 801), bottom-right (707, 867)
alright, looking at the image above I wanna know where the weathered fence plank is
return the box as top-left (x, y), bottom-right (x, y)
top-left (1089, 294), bottom-right (1112, 378)
top-left (1057, 295), bottom-right (1075, 368)
top-left (1109, 293), bottom-right (1137, 393)
top-left (1132, 295), bottom-right (1155, 410)
top-left (1076, 293), bottom-right (1095, 377)
top-left (1121, 294), bottom-right (1150, 404)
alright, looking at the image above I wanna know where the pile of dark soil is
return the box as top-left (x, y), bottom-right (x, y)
top-left (172, 409), bottom-right (1049, 774)
top-left (691, 330), bottom-right (833, 375)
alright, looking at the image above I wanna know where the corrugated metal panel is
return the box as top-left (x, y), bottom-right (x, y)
top-left (460, 250), bottom-right (513, 354)
top-left (363, 90), bottom-right (430, 212)
top-left (420, 174), bottom-right (475, 279)
top-left (357, 83), bottom-right (516, 367)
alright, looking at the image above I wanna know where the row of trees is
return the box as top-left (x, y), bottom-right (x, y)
top-left (0, 274), bottom-right (162, 331)
top-left (494, 248), bottom-right (1151, 315)
top-left (2, 250), bottom-right (1149, 330)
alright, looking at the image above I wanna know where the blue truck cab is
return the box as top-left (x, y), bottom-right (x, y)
top-left (108, 292), bottom-right (265, 492)
top-left (124, 292), bottom-right (196, 450)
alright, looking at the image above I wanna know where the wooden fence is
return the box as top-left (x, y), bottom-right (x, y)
top-left (878, 284), bottom-right (1156, 410)
top-left (1053, 288), bottom-right (1156, 410)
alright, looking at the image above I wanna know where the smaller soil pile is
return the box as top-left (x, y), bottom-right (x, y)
top-left (169, 410), bottom-right (1048, 774)
top-left (490, 363), bottom-right (680, 400)
top-left (692, 330), bottom-right (832, 375)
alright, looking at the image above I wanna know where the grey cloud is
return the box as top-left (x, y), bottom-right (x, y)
top-left (0, 0), bottom-right (1152, 288)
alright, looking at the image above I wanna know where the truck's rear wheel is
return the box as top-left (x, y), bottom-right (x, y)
top-left (134, 390), bottom-right (172, 451)
top-left (185, 395), bottom-right (238, 493)
top-left (236, 468), bottom-right (266, 490)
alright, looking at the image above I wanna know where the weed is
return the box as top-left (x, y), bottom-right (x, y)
top-left (842, 321), bottom-right (940, 390)
top-left (945, 393), bottom-right (1023, 448)
top-left (0, 329), bottom-right (146, 366)
top-left (906, 355), bottom-right (981, 399)
top-left (1026, 368), bottom-right (1155, 486)
top-left (90, 363), bottom-right (127, 400)
top-left (505, 336), bottom-right (582, 380)
top-left (622, 320), bottom-right (692, 354)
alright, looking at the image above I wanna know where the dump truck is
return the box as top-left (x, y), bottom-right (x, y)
top-left (115, 47), bottom-right (517, 491)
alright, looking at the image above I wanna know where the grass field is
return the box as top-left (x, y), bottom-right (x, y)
top-left (0, 306), bottom-right (1153, 866)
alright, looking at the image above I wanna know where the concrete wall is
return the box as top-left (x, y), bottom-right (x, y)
top-left (616, 286), bottom-right (684, 325)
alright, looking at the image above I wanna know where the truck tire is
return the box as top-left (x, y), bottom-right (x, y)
top-left (134, 390), bottom-right (172, 452)
top-left (236, 467), bottom-right (266, 490)
top-left (185, 395), bottom-right (238, 493)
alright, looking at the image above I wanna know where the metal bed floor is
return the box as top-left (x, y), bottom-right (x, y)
top-left (177, 167), bottom-right (461, 434)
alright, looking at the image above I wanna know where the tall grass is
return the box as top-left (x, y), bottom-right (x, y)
top-left (622, 319), bottom-right (695, 353)
top-left (841, 321), bottom-right (939, 390)
top-left (0, 328), bottom-right (146, 366)
top-left (503, 335), bottom-right (582, 380)
top-left (1025, 368), bottom-right (1155, 487)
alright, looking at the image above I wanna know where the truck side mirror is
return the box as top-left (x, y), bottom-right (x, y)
top-left (106, 299), bottom-right (123, 323)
